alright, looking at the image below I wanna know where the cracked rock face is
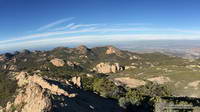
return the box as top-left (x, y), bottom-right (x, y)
top-left (50, 58), bottom-right (65, 67)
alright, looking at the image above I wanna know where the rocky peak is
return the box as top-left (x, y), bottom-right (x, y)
top-left (76, 45), bottom-right (90, 54)
top-left (105, 46), bottom-right (122, 56)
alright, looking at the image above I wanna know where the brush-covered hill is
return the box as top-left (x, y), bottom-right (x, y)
top-left (1, 45), bottom-right (200, 112)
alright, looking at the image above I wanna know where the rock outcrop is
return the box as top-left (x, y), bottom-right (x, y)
top-left (76, 45), bottom-right (90, 54)
top-left (3, 71), bottom-right (123, 112)
top-left (50, 58), bottom-right (65, 67)
top-left (105, 46), bottom-right (122, 56)
top-left (71, 76), bottom-right (81, 88)
top-left (4, 72), bottom-right (77, 112)
top-left (93, 62), bottom-right (124, 73)
top-left (67, 61), bottom-right (80, 67)
top-left (114, 77), bottom-right (146, 88)
top-left (16, 72), bottom-right (76, 97)
top-left (13, 83), bottom-right (52, 112)
top-left (0, 55), bottom-right (5, 62)
top-left (129, 55), bottom-right (141, 60)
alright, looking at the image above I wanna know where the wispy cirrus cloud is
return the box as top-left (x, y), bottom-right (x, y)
top-left (0, 28), bottom-right (95, 44)
top-left (69, 24), bottom-right (101, 30)
top-left (53, 23), bottom-right (104, 31)
top-left (1, 33), bottom-right (200, 52)
top-left (1, 26), bottom-right (200, 45)
top-left (1, 21), bottom-right (200, 52)
top-left (36, 17), bottom-right (75, 31)
top-left (53, 23), bottom-right (75, 31)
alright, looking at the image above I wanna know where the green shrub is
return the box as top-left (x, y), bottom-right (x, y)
top-left (119, 89), bottom-right (144, 108)
top-left (0, 71), bottom-right (17, 107)
top-left (93, 78), bottom-right (120, 99)
top-left (81, 76), bottom-right (96, 91)
top-left (135, 82), bottom-right (172, 97)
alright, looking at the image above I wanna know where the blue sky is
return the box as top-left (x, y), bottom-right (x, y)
top-left (0, 0), bottom-right (200, 52)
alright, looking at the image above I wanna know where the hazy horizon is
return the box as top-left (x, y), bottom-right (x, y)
top-left (1, 0), bottom-right (200, 52)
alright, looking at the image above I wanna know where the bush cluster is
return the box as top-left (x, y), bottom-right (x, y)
top-left (0, 71), bottom-right (17, 107)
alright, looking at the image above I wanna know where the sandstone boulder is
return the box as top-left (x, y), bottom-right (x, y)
top-left (114, 77), bottom-right (146, 88)
top-left (71, 76), bottom-right (81, 88)
top-left (16, 72), bottom-right (76, 97)
top-left (50, 58), bottom-right (65, 67)
top-left (13, 83), bottom-right (52, 112)
top-left (94, 62), bottom-right (123, 73)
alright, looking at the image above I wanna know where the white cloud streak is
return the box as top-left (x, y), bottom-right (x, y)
top-left (0, 28), bottom-right (95, 44)
top-left (69, 24), bottom-right (100, 30)
top-left (1, 34), bottom-right (200, 51)
top-left (1, 22), bottom-right (200, 50)
top-left (53, 23), bottom-right (75, 30)
top-left (36, 17), bottom-right (75, 31)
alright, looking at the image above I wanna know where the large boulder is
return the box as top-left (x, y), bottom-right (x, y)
top-left (50, 58), bottom-right (65, 67)
top-left (71, 76), bottom-right (81, 88)
top-left (94, 62), bottom-right (123, 73)
top-left (13, 83), bottom-right (52, 112)
top-left (114, 77), bottom-right (146, 88)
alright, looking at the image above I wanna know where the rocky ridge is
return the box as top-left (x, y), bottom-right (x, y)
top-left (2, 71), bottom-right (122, 112)
top-left (3, 72), bottom-right (76, 112)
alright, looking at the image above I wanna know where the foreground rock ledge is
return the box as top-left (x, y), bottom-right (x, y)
top-left (4, 72), bottom-right (76, 112)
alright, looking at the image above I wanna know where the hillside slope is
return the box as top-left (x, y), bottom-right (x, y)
top-left (1, 45), bottom-right (200, 112)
